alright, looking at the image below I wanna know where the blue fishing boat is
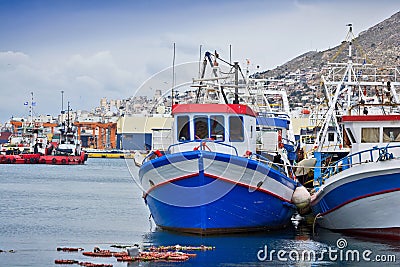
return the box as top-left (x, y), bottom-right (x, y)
top-left (137, 52), bottom-right (309, 234)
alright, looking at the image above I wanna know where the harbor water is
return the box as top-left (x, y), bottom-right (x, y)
top-left (0, 159), bottom-right (398, 266)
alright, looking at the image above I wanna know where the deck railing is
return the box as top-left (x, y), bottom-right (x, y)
top-left (319, 144), bottom-right (400, 183)
top-left (248, 153), bottom-right (287, 176)
top-left (167, 139), bottom-right (239, 156)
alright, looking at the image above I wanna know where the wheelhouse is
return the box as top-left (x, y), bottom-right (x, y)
top-left (342, 114), bottom-right (400, 161)
top-left (171, 103), bottom-right (257, 156)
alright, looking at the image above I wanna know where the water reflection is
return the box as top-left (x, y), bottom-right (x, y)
top-left (136, 214), bottom-right (399, 267)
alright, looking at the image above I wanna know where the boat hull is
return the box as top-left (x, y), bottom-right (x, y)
top-left (311, 160), bottom-right (400, 239)
top-left (140, 150), bottom-right (297, 234)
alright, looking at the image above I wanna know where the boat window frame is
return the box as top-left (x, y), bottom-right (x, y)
top-left (383, 127), bottom-right (400, 142)
top-left (194, 115), bottom-right (209, 140)
top-left (209, 115), bottom-right (225, 141)
top-left (229, 115), bottom-right (244, 142)
top-left (328, 132), bottom-right (335, 142)
top-left (345, 128), bottom-right (356, 143)
top-left (361, 127), bottom-right (380, 143)
top-left (176, 115), bottom-right (191, 141)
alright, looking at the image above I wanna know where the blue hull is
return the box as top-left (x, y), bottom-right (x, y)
top-left (140, 150), bottom-right (297, 234)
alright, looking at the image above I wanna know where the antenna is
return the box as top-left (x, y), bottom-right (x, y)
top-left (229, 44), bottom-right (232, 64)
top-left (198, 45), bottom-right (202, 79)
top-left (172, 43), bottom-right (176, 107)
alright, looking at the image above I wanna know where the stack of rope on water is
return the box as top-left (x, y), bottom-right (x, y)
top-left (55, 244), bottom-right (215, 265)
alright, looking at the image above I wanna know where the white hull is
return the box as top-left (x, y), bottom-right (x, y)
top-left (316, 190), bottom-right (400, 230)
top-left (312, 159), bottom-right (400, 237)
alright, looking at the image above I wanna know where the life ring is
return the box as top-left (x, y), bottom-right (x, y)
top-left (30, 158), bottom-right (36, 164)
top-left (24, 158), bottom-right (28, 163)
top-left (12, 158), bottom-right (16, 163)
top-left (52, 158), bottom-right (57, 164)
top-left (40, 158), bottom-right (46, 164)
top-left (61, 159), bottom-right (66, 164)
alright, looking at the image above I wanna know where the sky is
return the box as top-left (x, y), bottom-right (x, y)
top-left (0, 0), bottom-right (398, 123)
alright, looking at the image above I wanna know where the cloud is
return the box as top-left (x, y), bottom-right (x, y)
top-left (0, 50), bottom-right (138, 122)
top-left (0, 0), bottom-right (398, 124)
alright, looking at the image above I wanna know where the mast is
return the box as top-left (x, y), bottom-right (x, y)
top-left (61, 90), bottom-right (64, 113)
top-left (67, 101), bottom-right (70, 133)
top-left (346, 24), bottom-right (353, 109)
top-left (314, 24), bottom-right (356, 151)
top-left (171, 43), bottom-right (176, 106)
top-left (233, 62), bottom-right (239, 104)
top-left (30, 92), bottom-right (34, 125)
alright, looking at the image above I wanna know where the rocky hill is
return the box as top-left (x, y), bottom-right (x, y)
top-left (262, 11), bottom-right (400, 78)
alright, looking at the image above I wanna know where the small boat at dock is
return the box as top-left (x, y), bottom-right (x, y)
top-left (0, 100), bottom-right (87, 165)
top-left (85, 149), bottom-right (135, 159)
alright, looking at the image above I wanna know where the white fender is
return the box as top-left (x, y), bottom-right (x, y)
top-left (291, 185), bottom-right (311, 209)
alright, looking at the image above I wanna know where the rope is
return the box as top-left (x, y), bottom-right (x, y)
top-left (312, 213), bottom-right (323, 236)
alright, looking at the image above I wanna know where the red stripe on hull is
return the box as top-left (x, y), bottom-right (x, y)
top-left (144, 172), bottom-right (292, 203)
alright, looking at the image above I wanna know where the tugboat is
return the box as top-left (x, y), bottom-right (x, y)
top-left (0, 95), bottom-right (87, 165)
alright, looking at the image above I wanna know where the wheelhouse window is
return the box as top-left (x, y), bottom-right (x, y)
top-left (383, 127), bottom-right (400, 142)
top-left (328, 132), bottom-right (335, 142)
top-left (361, 128), bottom-right (379, 143)
top-left (177, 115), bottom-right (190, 141)
top-left (194, 116), bottom-right (209, 139)
top-left (345, 128), bottom-right (356, 143)
top-left (229, 116), bottom-right (244, 142)
top-left (302, 135), bottom-right (315, 144)
top-left (210, 115), bottom-right (224, 141)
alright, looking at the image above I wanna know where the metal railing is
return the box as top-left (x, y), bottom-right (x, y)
top-left (167, 139), bottom-right (239, 156)
top-left (319, 144), bottom-right (400, 184)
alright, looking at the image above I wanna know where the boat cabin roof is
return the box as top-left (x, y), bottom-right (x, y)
top-left (342, 115), bottom-right (400, 122)
top-left (172, 104), bottom-right (257, 117)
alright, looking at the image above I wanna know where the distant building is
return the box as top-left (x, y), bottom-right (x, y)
top-left (117, 115), bottom-right (173, 150)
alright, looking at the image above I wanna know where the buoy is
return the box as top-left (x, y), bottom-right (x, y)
top-left (291, 186), bottom-right (311, 210)
top-left (127, 244), bottom-right (140, 257)
top-left (57, 247), bottom-right (83, 252)
top-left (133, 151), bottom-right (146, 167)
top-left (54, 259), bottom-right (78, 264)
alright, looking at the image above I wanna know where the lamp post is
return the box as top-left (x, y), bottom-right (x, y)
top-left (61, 90), bottom-right (64, 113)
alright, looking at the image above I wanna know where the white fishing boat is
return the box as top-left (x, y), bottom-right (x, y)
top-left (311, 25), bottom-right (400, 239)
